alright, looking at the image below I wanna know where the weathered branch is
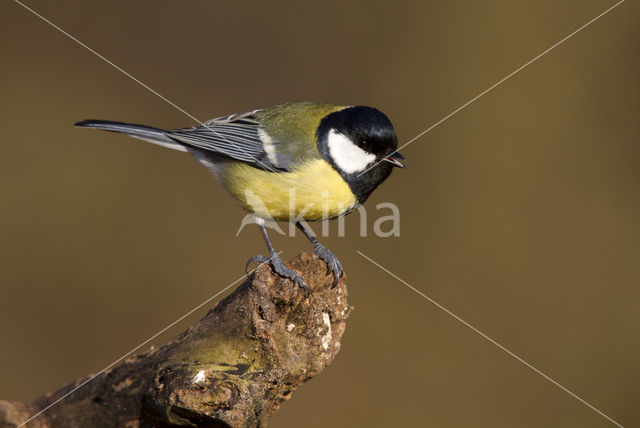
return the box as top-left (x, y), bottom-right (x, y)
top-left (0, 253), bottom-right (351, 428)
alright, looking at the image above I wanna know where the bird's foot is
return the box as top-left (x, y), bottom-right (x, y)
top-left (312, 243), bottom-right (343, 288)
top-left (246, 254), bottom-right (310, 292)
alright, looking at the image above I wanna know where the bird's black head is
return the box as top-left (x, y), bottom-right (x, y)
top-left (317, 106), bottom-right (404, 204)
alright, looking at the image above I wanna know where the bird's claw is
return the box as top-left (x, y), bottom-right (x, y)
top-left (246, 253), bottom-right (310, 292)
top-left (313, 243), bottom-right (344, 288)
top-left (246, 254), bottom-right (270, 274)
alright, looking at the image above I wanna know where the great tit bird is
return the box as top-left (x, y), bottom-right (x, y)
top-left (76, 101), bottom-right (404, 290)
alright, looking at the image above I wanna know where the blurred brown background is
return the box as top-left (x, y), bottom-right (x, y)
top-left (1, 1), bottom-right (638, 427)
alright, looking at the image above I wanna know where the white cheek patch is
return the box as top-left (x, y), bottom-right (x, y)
top-left (327, 129), bottom-right (376, 174)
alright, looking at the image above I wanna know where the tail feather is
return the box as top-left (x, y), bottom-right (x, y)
top-left (74, 120), bottom-right (187, 152)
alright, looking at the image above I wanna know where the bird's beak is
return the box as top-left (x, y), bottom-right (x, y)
top-left (382, 151), bottom-right (405, 168)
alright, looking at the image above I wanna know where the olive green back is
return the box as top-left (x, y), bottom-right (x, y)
top-left (255, 102), bottom-right (346, 164)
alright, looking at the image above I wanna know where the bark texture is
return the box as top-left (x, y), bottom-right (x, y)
top-left (0, 253), bottom-right (351, 428)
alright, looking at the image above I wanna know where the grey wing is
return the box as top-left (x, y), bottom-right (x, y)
top-left (166, 110), bottom-right (292, 172)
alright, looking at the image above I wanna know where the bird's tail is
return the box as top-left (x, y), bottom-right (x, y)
top-left (74, 119), bottom-right (187, 152)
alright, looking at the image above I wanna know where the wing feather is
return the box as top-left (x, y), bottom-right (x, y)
top-left (166, 111), bottom-right (287, 170)
top-left (166, 103), bottom-right (338, 172)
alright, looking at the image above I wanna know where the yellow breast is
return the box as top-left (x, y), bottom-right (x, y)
top-left (221, 160), bottom-right (357, 221)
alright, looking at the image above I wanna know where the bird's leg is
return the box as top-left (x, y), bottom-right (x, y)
top-left (246, 223), bottom-right (309, 292)
top-left (296, 222), bottom-right (343, 287)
